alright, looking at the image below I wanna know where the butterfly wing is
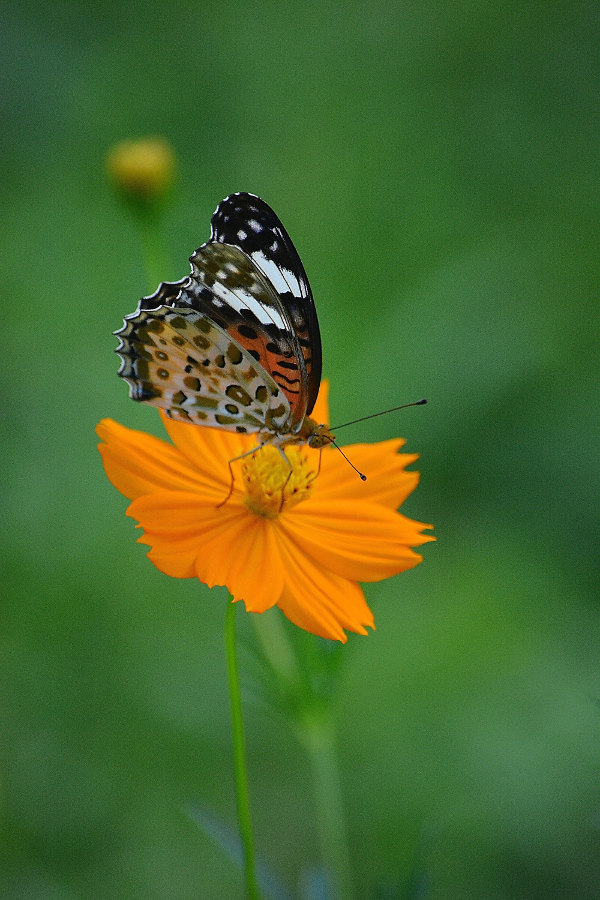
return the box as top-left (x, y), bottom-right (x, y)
top-left (210, 193), bottom-right (322, 417)
top-left (183, 241), bottom-right (309, 427)
top-left (115, 301), bottom-right (291, 434)
top-left (115, 193), bottom-right (321, 436)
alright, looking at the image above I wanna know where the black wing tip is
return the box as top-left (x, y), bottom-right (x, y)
top-left (222, 190), bottom-right (261, 202)
top-left (219, 191), bottom-right (262, 206)
top-left (211, 191), bottom-right (265, 236)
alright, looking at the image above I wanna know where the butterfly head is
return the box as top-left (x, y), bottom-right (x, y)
top-left (299, 417), bottom-right (335, 450)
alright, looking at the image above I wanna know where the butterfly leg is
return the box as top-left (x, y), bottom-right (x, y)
top-left (305, 447), bottom-right (323, 486)
top-left (276, 447), bottom-right (294, 513)
top-left (215, 444), bottom-right (299, 513)
top-left (216, 443), bottom-right (264, 508)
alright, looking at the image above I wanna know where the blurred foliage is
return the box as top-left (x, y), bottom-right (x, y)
top-left (2, 0), bottom-right (599, 897)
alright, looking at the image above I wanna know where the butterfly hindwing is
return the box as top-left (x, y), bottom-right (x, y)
top-left (115, 305), bottom-right (291, 432)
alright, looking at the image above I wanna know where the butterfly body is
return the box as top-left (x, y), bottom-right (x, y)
top-left (115, 193), bottom-right (333, 450)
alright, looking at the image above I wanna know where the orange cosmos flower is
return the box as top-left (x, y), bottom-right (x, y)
top-left (96, 382), bottom-right (434, 642)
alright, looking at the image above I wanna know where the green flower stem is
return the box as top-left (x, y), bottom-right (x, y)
top-left (252, 606), bottom-right (301, 689)
top-left (253, 614), bottom-right (354, 899)
top-left (225, 598), bottom-right (260, 900)
top-left (300, 709), bottom-right (354, 900)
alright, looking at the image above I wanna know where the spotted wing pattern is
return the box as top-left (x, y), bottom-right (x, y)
top-left (115, 304), bottom-right (290, 433)
top-left (115, 193), bottom-right (321, 440)
top-left (184, 240), bottom-right (308, 426)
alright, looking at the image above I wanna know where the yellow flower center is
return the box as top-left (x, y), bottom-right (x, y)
top-left (242, 446), bottom-right (316, 519)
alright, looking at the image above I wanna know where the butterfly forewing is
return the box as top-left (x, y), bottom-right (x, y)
top-left (211, 193), bottom-right (322, 416)
top-left (184, 242), bottom-right (308, 425)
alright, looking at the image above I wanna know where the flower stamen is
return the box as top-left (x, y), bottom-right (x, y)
top-left (243, 446), bottom-right (316, 518)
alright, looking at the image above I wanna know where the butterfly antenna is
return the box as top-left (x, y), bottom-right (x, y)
top-left (329, 439), bottom-right (367, 481)
top-left (331, 398), bottom-right (427, 431)
top-left (326, 399), bottom-right (427, 482)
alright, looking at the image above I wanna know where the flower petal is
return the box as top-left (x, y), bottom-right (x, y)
top-left (159, 411), bottom-right (253, 488)
top-left (127, 490), bottom-right (284, 611)
top-left (97, 418), bottom-right (205, 500)
top-left (219, 519), bottom-right (285, 613)
top-left (282, 499), bottom-right (434, 582)
top-left (127, 490), bottom-right (243, 577)
top-left (309, 380), bottom-right (330, 426)
top-left (317, 439), bottom-right (422, 508)
top-left (273, 526), bottom-right (374, 642)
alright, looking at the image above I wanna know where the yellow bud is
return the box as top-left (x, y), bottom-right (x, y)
top-left (106, 137), bottom-right (176, 209)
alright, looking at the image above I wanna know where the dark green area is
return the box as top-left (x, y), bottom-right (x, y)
top-left (2, 1), bottom-right (599, 896)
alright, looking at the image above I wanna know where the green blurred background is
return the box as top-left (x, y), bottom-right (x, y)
top-left (3, 1), bottom-right (599, 896)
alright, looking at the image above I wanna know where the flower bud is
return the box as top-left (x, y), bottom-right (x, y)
top-left (106, 137), bottom-right (176, 210)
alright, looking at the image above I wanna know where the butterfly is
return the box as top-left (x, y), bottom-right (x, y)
top-left (115, 192), bottom-right (334, 451)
